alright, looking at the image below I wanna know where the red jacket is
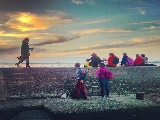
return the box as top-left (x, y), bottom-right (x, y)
top-left (134, 56), bottom-right (143, 65)
top-left (108, 54), bottom-right (117, 67)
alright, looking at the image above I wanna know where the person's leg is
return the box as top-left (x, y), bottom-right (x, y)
top-left (15, 57), bottom-right (24, 67)
top-left (99, 79), bottom-right (105, 97)
top-left (26, 56), bottom-right (30, 68)
top-left (75, 80), bottom-right (81, 99)
top-left (80, 82), bottom-right (87, 99)
top-left (105, 80), bottom-right (110, 97)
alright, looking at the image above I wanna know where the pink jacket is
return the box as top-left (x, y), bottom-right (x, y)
top-left (96, 67), bottom-right (108, 79)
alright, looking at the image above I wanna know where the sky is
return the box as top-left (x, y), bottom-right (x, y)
top-left (0, 0), bottom-right (160, 64)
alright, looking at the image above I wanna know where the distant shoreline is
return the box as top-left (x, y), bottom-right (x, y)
top-left (0, 62), bottom-right (159, 68)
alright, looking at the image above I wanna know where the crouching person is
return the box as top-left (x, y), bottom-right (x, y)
top-left (74, 63), bottom-right (87, 100)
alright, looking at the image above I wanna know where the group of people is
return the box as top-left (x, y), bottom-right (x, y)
top-left (84, 52), bottom-right (121, 67)
top-left (84, 52), bottom-right (156, 68)
top-left (121, 53), bottom-right (148, 66)
top-left (76, 52), bottom-right (157, 100)
top-left (74, 62), bottom-right (111, 100)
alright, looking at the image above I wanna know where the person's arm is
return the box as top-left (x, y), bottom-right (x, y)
top-left (76, 68), bottom-right (82, 80)
top-left (96, 68), bottom-right (100, 75)
top-left (29, 48), bottom-right (34, 51)
top-left (108, 57), bottom-right (112, 65)
top-left (121, 57), bottom-right (124, 66)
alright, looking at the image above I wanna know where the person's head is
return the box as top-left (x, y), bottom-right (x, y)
top-left (86, 59), bottom-right (90, 61)
top-left (99, 62), bottom-right (106, 68)
top-left (136, 54), bottom-right (139, 57)
top-left (109, 53), bottom-right (115, 57)
top-left (109, 53), bottom-right (112, 56)
top-left (22, 38), bottom-right (29, 44)
top-left (74, 62), bottom-right (80, 68)
top-left (123, 53), bottom-right (127, 56)
top-left (91, 53), bottom-right (97, 57)
top-left (141, 54), bottom-right (145, 57)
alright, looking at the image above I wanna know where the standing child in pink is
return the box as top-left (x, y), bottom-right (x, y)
top-left (96, 63), bottom-right (110, 98)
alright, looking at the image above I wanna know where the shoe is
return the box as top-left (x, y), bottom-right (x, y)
top-left (106, 96), bottom-right (111, 99)
top-left (100, 96), bottom-right (105, 98)
top-left (75, 97), bottom-right (80, 100)
top-left (84, 97), bottom-right (87, 100)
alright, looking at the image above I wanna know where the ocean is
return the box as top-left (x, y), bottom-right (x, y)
top-left (0, 62), bottom-right (159, 68)
top-left (0, 63), bottom-right (78, 68)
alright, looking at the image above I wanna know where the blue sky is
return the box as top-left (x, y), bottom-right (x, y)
top-left (0, 0), bottom-right (160, 63)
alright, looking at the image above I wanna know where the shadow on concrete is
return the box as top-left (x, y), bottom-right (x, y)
top-left (1, 105), bottom-right (160, 120)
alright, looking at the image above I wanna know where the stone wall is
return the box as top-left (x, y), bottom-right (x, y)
top-left (0, 67), bottom-right (160, 100)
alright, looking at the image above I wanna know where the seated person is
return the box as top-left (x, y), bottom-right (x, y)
top-left (121, 53), bottom-right (128, 66)
top-left (134, 54), bottom-right (143, 66)
top-left (107, 53), bottom-right (118, 67)
top-left (141, 54), bottom-right (148, 65)
top-left (84, 59), bottom-right (92, 67)
top-left (141, 54), bottom-right (157, 66)
top-left (90, 53), bottom-right (101, 67)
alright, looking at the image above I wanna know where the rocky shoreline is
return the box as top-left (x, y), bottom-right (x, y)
top-left (0, 66), bottom-right (160, 119)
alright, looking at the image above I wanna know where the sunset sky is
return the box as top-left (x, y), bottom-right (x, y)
top-left (0, 0), bottom-right (160, 64)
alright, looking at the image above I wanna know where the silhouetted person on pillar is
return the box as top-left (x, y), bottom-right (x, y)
top-left (15, 38), bottom-right (34, 68)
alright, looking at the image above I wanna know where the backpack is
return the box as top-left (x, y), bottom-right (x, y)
top-left (105, 70), bottom-right (114, 80)
top-left (126, 57), bottom-right (134, 66)
top-left (81, 70), bottom-right (88, 82)
top-left (112, 57), bottom-right (119, 64)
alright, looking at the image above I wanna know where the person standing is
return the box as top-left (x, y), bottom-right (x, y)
top-left (74, 63), bottom-right (87, 100)
top-left (96, 63), bottom-right (110, 98)
top-left (15, 38), bottom-right (34, 68)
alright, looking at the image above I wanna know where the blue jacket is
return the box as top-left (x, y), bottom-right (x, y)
top-left (76, 67), bottom-right (83, 80)
top-left (121, 56), bottom-right (128, 66)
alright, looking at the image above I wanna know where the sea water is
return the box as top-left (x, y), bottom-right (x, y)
top-left (0, 62), bottom-right (159, 68)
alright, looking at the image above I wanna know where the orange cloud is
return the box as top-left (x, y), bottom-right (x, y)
top-left (132, 38), bottom-right (144, 43)
top-left (72, 29), bottom-right (131, 36)
top-left (3, 11), bottom-right (72, 32)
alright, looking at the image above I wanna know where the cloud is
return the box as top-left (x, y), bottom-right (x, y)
top-left (131, 37), bottom-right (160, 45)
top-left (62, 37), bottom-right (160, 52)
top-left (0, 46), bottom-right (19, 55)
top-left (71, 29), bottom-right (131, 36)
top-left (0, 0), bottom-right (57, 13)
top-left (142, 26), bottom-right (160, 30)
top-left (71, 0), bottom-right (84, 5)
top-left (0, 11), bottom-right (73, 32)
top-left (32, 36), bottom-right (79, 46)
top-left (83, 19), bottom-right (109, 25)
top-left (139, 9), bottom-right (146, 15)
top-left (129, 7), bottom-right (146, 15)
top-left (71, 0), bottom-right (95, 5)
